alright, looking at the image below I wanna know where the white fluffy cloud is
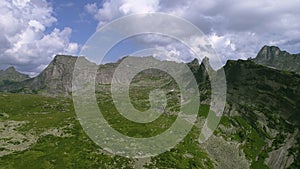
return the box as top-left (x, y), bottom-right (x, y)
top-left (0, 0), bottom-right (79, 76)
top-left (85, 0), bottom-right (300, 65)
top-left (85, 0), bottom-right (159, 28)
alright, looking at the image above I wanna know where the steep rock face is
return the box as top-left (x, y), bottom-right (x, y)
top-left (187, 57), bottom-right (210, 83)
top-left (224, 59), bottom-right (300, 124)
top-left (0, 55), bottom-right (77, 96)
top-left (222, 60), bottom-right (300, 168)
top-left (32, 55), bottom-right (77, 95)
top-left (186, 57), bottom-right (213, 103)
top-left (0, 67), bottom-right (29, 86)
top-left (254, 45), bottom-right (300, 73)
top-left (96, 62), bottom-right (118, 84)
top-left (265, 131), bottom-right (298, 169)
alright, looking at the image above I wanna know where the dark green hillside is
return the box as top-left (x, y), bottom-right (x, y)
top-left (224, 59), bottom-right (300, 125)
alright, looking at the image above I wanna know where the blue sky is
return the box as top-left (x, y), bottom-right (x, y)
top-left (0, 0), bottom-right (300, 75)
top-left (49, 0), bottom-right (99, 45)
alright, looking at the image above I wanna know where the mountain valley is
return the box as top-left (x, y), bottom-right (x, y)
top-left (0, 45), bottom-right (299, 169)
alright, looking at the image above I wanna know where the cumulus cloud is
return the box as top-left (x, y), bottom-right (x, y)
top-left (0, 0), bottom-right (79, 76)
top-left (85, 0), bottom-right (300, 65)
top-left (85, 0), bottom-right (160, 28)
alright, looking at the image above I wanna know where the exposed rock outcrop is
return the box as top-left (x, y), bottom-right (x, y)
top-left (0, 55), bottom-right (77, 96)
top-left (254, 45), bottom-right (300, 73)
top-left (265, 130), bottom-right (298, 169)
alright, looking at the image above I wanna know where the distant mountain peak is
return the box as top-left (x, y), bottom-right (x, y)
top-left (257, 45), bottom-right (288, 60)
top-left (261, 45), bottom-right (281, 51)
top-left (51, 55), bottom-right (78, 64)
top-left (0, 66), bottom-right (29, 86)
top-left (254, 45), bottom-right (300, 73)
top-left (53, 54), bottom-right (77, 59)
top-left (202, 56), bottom-right (210, 65)
top-left (5, 66), bottom-right (16, 72)
top-left (189, 58), bottom-right (199, 65)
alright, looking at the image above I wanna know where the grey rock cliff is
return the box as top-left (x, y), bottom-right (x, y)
top-left (254, 45), bottom-right (300, 73)
top-left (32, 55), bottom-right (77, 95)
top-left (0, 55), bottom-right (77, 96)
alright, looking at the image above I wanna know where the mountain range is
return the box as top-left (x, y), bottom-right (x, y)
top-left (0, 45), bottom-right (299, 97)
top-left (0, 45), bottom-right (299, 128)
top-left (0, 45), bottom-right (299, 168)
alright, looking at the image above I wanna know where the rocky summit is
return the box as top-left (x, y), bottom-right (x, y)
top-left (254, 45), bottom-right (300, 73)
top-left (0, 55), bottom-right (77, 96)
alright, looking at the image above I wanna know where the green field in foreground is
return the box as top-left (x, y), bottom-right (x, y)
top-left (0, 92), bottom-right (298, 168)
top-left (0, 93), bottom-right (216, 168)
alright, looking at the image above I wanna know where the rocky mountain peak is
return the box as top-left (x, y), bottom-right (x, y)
top-left (51, 55), bottom-right (77, 65)
top-left (189, 58), bottom-right (199, 65)
top-left (254, 45), bottom-right (300, 73)
top-left (202, 56), bottom-right (210, 64)
top-left (31, 55), bottom-right (78, 95)
top-left (256, 45), bottom-right (287, 61)
top-left (5, 66), bottom-right (17, 72)
top-left (200, 56), bottom-right (214, 73)
top-left (0, 66), bottom-right (29, 86)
